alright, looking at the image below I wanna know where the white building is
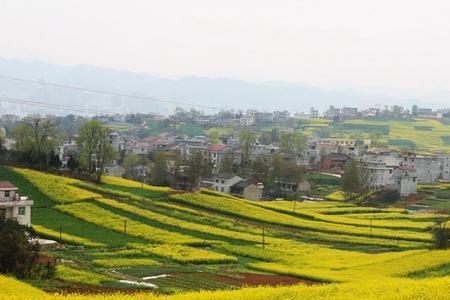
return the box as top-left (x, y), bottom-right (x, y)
top-left (392, 166), bottom-right (418, 196)
top-left (363, 149), bottom-right (402, 167)
top-left (310, 107), bottom-right (320, 119)
top-left (203, 173), bottom-right (244, 194)
top-left (364, 161), bottom-right (417, 197)
top-left (240, 114), bottom-right (255, 126)
top-left (0, 181), bottom-right (33, 226)
top-left (367, 161), bottom-right (394, 191)
top-left (400, 154), bottom-right (441, 183)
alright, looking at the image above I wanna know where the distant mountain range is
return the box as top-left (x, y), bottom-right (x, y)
top-left (0, 58), bottom-right (434, 116)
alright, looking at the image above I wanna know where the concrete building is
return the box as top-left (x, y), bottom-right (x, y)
top-left (310, 107), bottom-right (320, 119)
top-left (367, 161), bottom-right (394, 191)
top-left (392, 166), bottom-right (417, 196)
top-left (324, 106), bottom-right (341, 119)
top-left (0, 181), bottom-right (33, 226)
top-left (400, 154), bottom-right (441, 183)
top-left (341, 107), bottom-right (359, 119)
top-left (363, 149), bottom-right (402, 167)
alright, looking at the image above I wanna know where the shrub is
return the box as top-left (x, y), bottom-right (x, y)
top-left (432, 220), bottom-right (449, 249)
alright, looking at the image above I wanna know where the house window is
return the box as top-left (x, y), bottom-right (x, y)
top-left (413, 178), bottom-right (416, 182)
top-left (221, 187), bottom-right (224, 192)
top-left (389, 169), bottom-right (392, 174)
top-left (18, 207), bottom-right (26, 216)
top-left (4, 191), bottom-right (10, 198)
top-left (221, 180), bottom-right (225, 184)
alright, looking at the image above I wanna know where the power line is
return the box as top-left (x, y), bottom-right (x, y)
top-left (0, 96), bottom-right (115, 115)
top-left (0, 74), bottom-right (221, 111)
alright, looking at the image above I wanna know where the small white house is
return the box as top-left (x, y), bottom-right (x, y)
top-left (0, 181), bottom-right (33, 226)
top-left (207, 173), bottom-right (244, 194)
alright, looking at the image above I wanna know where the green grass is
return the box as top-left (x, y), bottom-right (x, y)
top-left (0, 166), bottom-right (54, 207)
top-left (414, 126), bottom-right (433, 131)
top-left (409, 263), bottom-right (450, 278)
top-left (388, 139), bottom-right (416, 148)
top-left (441, 136), bottom-right (450, 145)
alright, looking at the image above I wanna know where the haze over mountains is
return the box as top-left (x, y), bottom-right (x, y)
top-left (0, 58), bottom-right (439, 116)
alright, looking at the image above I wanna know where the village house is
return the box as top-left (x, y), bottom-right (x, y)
top-left (207, 144), bottom-right (241, 174)
top-left (366, 161), bottom-right (394, 191)
top-left (324, 106), bottom-right (341, 119)
top-left (392, 166), bottom-right (417, 196)
top-left (202, 173), bottom-right (244, 194)
top-left (341, 107), bottom-right (359, 119)
top-left (416, 108), bottom-right (443, 120)
top-left (400, 153), bottom-right (441, 183)
top-left (276, 179), bottom-right (311, 194)
top-left (230, 180), bottom-right (264, 201)
top-left (133, 136), bottom-right (165, 155)
top-left (363, 160), bottom-right (417, 196)
top-left (320, 153), bottom-right (351, 174)
top-left (0, 181), bottom-right (33, 226)
top-left (251, 143), bottom-right (280, 160)
top-left (363, 149), bottom-right (402, 167)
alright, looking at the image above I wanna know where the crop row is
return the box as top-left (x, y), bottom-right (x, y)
top-left (169, 193), bottom-right (432, 242)
top-left (131, 243), bottom-right (238, 264)
top-left (56, 201), bottom-right (203, 245)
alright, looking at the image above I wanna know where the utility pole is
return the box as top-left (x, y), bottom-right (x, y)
top-left (293, 200), bottom-right (296, 213)
top-left (369, 218), bottom-right (372, 236)
top-left (123, 220), bottom-right (127, 237)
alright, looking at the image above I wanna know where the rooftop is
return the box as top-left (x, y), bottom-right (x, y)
top-left (0, 181), bottom-right (18, 190)
top-left (208, 144), bottom-right (228, 152)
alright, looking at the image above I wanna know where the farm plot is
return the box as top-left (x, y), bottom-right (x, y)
top-left (56, 201), bottom-right (204, 245)
top-left (169, 193), bottom-right (432, 242)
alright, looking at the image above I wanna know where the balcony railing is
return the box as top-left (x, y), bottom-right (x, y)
top-left (0, 199), bottom-right (33, 207)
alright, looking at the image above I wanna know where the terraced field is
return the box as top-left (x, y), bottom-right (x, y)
top-left (0, 166), bottom-right (449, 298)
top-left (303, 117), bottom-right (450, 152)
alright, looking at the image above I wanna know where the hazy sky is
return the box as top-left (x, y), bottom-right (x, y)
top-left (2, 0), bottom-right (450, 94)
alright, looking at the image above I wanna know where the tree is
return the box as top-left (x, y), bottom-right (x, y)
top-left (67, 155), bottom-right (79, 170)
top-left (151, 152), bottom-right (168, 186)
top-left (219, 150), bottom-right (234, 173)
top-left (122, 153), bottom-right (142, 179)
top-left (240, 130), bottom-right (256, 166)
top-left (187, 151), bottom-right (212, 187)
top-left (279, 132), bottom-right (306, 156)
top-left (432, 217), bottom-right (449, 249)
top-left (0, 218), bottom-right (39, 278)
top-left (342, 159), bottom-right (370, 200)
top-left (14, 115), bottom-right (57, 168)
top-left (47, 150), bottom-right (61, 169)
top-left (77, 120), bottom-right (116, 182)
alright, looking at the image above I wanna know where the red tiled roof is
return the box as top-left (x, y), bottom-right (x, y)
top-left (208, 144), bottom-right (227, 152)
top-left (141, 136), bottom-right (161, 143)
top-left (0, 181), bottom-right (17, 189)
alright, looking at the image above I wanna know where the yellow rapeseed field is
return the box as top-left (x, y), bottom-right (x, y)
top-left (56, 201), bottom-right (203, 245)
top-left (1, 275), bottom-right (450, 300)
top-left (14, 168), bottom-right (100, 203)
